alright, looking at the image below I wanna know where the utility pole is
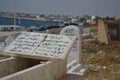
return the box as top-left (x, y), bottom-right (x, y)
top-left (14, 0), bottom-right (16, 31)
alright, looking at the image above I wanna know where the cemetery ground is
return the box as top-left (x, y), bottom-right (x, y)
top-left (0, 27), bottom-right (120, 80)
top-left (79, 40), bottom-right (120, 80)
top-left (62, 39), bottom-right (120, 80)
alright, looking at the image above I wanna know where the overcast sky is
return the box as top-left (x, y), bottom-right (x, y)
top-left (0, 0), bottom-right (120, 17)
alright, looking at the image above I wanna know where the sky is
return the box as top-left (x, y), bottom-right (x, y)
top-left (0, 0), bottom-right (120, 17)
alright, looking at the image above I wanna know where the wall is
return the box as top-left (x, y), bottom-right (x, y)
top-left (0, 57), bottom-right (67, 80)
top-left (98, 20), bottom-right (109, 44)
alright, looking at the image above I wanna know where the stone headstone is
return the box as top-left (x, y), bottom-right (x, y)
top-left (5, 36), bottom-right (14, 46)
top-left (60, 25), bottom-right (82, 63)
top-left (82, 28), bottom-right (90, 39)
top-left (83, 28), bottom-right (90, 35)
top-left (4, 32), bottom-right (76, 60)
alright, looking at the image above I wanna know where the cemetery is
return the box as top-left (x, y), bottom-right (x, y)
top-left (80, 20), bottom-right (120, 80)
top-left (81, 39), bottom-right (120, 80)
top-left (0, 24), bottom-right (120, 80)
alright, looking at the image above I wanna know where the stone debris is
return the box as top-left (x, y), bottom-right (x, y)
top-left (80, 39), bottom-right (120, 80)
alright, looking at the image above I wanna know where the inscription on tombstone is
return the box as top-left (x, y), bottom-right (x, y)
top-left (34, 34), bottom-right (71, 57)
top-left (5, 32), bottom-right (46, 54)
top-left (4, 32), bottom-right (76, 59)
top-left (60, 25), bottom-right (82, 63)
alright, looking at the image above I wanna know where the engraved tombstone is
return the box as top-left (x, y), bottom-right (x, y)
top-left (4, 32), bottom-right (76, 60)
top-left (60, 25), bottom-right (82, 63)
top-left (4, 32), bottom-right (46, 54)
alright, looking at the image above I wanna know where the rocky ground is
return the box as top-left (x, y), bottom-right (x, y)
top-left (62, 38), bottom-right (120, 80)
top-left (79, 39), bottom-right (120, 80)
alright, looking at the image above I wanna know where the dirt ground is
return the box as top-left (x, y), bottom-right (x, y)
top-left (79, 39), bottom-right (120, 80)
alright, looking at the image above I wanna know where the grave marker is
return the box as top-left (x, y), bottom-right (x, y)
top-left (60, 25), bottom-right (82, 63)
top-left (82, 28), bottom-right (90, 39)
top-left (4, 31), bottom-right (76, 60)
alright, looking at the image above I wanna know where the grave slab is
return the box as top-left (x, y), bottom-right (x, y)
top-left (1, 31), bottom-right (77, 80)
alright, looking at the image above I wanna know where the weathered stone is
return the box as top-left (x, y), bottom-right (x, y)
top-left (60, 25), bottom-right (82, 63)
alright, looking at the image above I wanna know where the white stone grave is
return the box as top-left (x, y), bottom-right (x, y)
top-left (2, 31), bottom-right (77, 80)
top-left (60, 26), bottom-right (87, 76)
top-left (60, 25), bottom-right (82, 63)
top-left (4, 31), bottom-right (76, 60)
